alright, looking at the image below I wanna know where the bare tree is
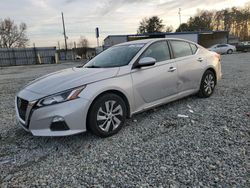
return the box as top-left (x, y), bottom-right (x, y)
top-left (0, 18), bottom-right (28, 48)
top-left (165, 25), bottom-right (173, 32)
top-left (175, 4), bottom-right (250, 40)
top-left (67, 41), bottom-right (74, 49)
top-left (77, 36), bottom-right (89, 58)
top-left (78, 36), bottom-right (89, 48)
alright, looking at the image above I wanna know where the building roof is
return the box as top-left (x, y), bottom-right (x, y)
top-left (104, 30), bottom-right (229, 41)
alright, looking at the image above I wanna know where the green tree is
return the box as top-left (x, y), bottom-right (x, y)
top-left (176, 23), bottom-right (190, 32)
top-left (137, 16), bottom-right (165, 34)
top-left (188, 10), bottom-right (213, 31)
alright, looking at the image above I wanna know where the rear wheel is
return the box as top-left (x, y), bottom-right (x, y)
top-left (198, 70), bottom-right (216, 98)
top-left (87, 93), bottom-right (127, 137)
top-left (227, 49), bottom-right (233, 54)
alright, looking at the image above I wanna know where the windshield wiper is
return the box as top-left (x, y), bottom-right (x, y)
top-left (85, 65), bottom-right (102, 68)
top-left (76, 65), bottom-right (84, 68)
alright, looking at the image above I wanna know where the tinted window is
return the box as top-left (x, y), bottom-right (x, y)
top-left (170, 40), bottom-right (193, 58)
top-left (85, 44), bottom-right (144, 68)
top-left (190, 43), bottom-right (198, 54)
top-left (217, 44), bottom-right (227, 47)
top-left (141, 41), bottom-right (170, 62)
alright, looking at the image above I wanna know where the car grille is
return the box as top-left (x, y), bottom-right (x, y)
top-left (17, 97), bottom-right (29, 122)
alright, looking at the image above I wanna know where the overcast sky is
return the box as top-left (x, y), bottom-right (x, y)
top-left (0, 0), bottom-right (249, 47)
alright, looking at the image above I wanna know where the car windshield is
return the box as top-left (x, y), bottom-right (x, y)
top-left (84, 44), bottom-right (144, 68)
top-left (209, 45), bottom-right (217, 48)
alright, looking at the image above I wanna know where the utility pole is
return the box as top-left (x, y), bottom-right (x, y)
top-left (178, 8), bottom-right (182, 31)
top-left (97, 38), bottom-right (99, 47)
top-left (95, 27), bottom-right (100, 47)
top-left (74, 41), bottom-right (76, 60)
top-left (61, 12), bottom-right (67, 60)
top-left (58, 41), bottom-right (60, 50)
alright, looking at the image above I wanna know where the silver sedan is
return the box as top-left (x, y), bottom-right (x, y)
top-left (15, 38), bottom-right (222, 137)
top-left (208, 44), bottom-right (236, 54)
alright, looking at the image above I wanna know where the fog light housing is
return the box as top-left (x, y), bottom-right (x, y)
top-left (50, 116), bottom-right (69, 131)
top-left (52, 116), bottom-right (65, 123)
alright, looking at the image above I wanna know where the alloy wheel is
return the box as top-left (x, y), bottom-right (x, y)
top-left (204, 74), bottom-right (215, 95)
top-left (97, 100), bottom-right (123, 132)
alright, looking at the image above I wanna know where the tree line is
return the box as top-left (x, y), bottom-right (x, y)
top-left (138, 4), bottom-right (250, 41)
top-left (176, 6), bottom-right (250, 40)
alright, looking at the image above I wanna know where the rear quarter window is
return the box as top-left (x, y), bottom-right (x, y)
top-left (190, 43), bottom-right (198, 54)
top-left (170, 40), bottom-right (193, 58)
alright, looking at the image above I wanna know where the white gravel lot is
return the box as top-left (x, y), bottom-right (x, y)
top-left (0, 54), bottom-right (249, 187)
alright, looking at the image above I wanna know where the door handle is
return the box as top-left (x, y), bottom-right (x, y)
top-left (168, 67), bottom-right (176, 72)
top-left (197, 57), bottom-right (203, 62)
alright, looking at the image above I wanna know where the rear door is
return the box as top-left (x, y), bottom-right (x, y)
top-left (131, 41), bottom-right (178, 105)
top-left (169, 40), bottom-right (204, 93)
top-left (217, 44), bottom-right (228, 53)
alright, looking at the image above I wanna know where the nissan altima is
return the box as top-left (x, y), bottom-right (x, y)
top-left (15, 38), bottom-right (222, 137)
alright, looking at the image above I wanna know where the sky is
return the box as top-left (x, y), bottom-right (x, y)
top-left (0, 0), bottom-right (249, 48)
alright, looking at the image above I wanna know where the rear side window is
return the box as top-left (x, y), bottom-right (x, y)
top-left (170, 40), bottom-right (193, 58)
top-left (141, 41), bottom-right (170, 62)
top-left (217, 44), bottom-right (227, 47)
top-left (190, 43), bottom-right (198, 54)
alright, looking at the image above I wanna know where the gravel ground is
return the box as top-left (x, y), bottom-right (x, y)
top-left (0, 54), bottom-right (249, 187)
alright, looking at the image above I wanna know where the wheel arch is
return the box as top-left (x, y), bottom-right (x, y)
top-left (202, 67), bottom-right (217, 86)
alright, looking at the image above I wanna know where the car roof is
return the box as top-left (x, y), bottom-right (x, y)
top-left (115, 38), bottom-right (196, 47)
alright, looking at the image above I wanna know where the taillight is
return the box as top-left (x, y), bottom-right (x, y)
top-left (214, 53), bottom-right (221, 61)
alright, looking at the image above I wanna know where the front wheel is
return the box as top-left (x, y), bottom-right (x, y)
top-left (198, 70), bottom-right (216, 98)
top-left (87, 93), bottom-right (127, 137)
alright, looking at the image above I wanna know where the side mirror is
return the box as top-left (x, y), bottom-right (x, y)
top-left (137, 57), bottom-right (156, 68)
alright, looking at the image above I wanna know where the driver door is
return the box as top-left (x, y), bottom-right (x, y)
top-left (131, 41), bottom-right (178, 109)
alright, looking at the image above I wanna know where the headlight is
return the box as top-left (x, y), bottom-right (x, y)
top-left (37, 86), bottom-right (85, 107)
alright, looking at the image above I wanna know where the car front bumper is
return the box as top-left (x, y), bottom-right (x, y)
top-left (15, 94), bottom-right (91, 136)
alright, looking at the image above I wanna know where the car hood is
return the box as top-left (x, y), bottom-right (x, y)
top-left (24, 67), bottom-right (120, 96)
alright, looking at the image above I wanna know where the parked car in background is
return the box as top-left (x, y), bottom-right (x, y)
top-left (208, 44), bottom-right (236, 54)
top-left (236, 41), bottom-right (250, 52)
top-left (75, 55), bottom-right (82, 60)
top-left (15, 38), bottom-right (222, 137)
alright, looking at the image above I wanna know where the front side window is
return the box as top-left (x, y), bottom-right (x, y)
top-left (170, 40), bottom-right (193, 58)
top-left (141, 41), bottom-right (171, 62)
top-left (85, 44), bottom-right (144, 68)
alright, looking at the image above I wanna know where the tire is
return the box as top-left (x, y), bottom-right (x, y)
top-left (87, 93), bottom-right (127, 137)
top-left (198, 70), bottom-right (216, 98)
top-left (227, 49), bottom-right (233, 54)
